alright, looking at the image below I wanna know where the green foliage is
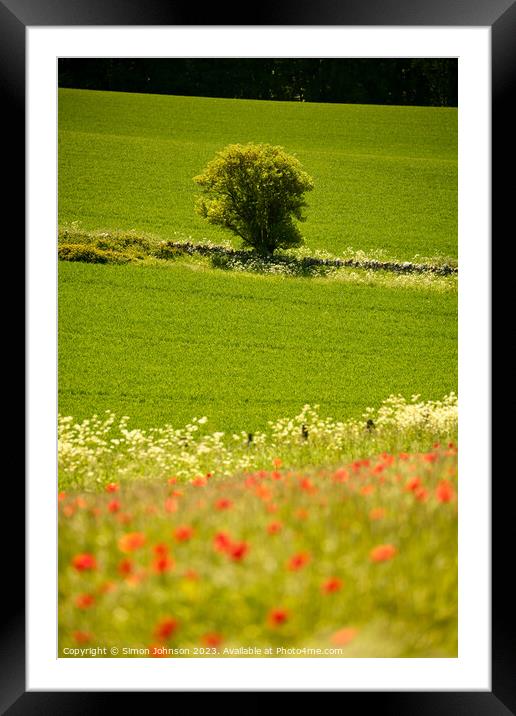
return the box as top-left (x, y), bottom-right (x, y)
top-left (59, 228), bottom-right (155, 260)
top-left (58, 243), bottom-right (122, 264)
top-left (153, 243), bottom-right (184, 260)
top-left (194, 143), bottom-right (314, 256)
top-left (209, 252), bottom-right (231, 270)
top-left (94, 235), bottom-right (150, 254)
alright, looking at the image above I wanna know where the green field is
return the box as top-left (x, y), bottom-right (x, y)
top-left (58, 261), bottom-right (457, 433)
top-left (59, 89), bottom-right (457, 433)
top-left (59, 89), bottom-right (457, 261)
top-left (58, 87), bottom-right (458, 660)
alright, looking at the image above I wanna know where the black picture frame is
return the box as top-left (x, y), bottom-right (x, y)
top-left (6, 0), bottom-right (513, 710)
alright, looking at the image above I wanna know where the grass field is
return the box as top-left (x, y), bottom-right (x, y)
top-left (59, 89), bottom-right (457, 262)
top-left (59, 261), bottom-right (457, 433)
top-left (58, 86), bottom-right (458, 660)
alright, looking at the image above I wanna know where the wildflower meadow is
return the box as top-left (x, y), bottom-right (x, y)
top-left (59, 395), bottom-right (458, 657)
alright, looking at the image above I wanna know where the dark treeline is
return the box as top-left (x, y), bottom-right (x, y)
top-left (58, 58), bottom-right (457, 107)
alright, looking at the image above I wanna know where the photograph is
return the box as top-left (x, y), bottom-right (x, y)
top-left (6, 1), bottom-right (510, 704)
top-left (56, 57), bottom-right (459, 660)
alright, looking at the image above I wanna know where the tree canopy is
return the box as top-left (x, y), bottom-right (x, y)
top-left (194, 143), bottom-right (314, 256)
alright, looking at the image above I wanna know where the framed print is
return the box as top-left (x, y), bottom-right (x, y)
top-left (4, 0), bottom-right (513, 709)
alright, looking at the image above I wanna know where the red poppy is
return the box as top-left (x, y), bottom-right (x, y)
top-left (183, 569), bottom-right (199, 581)
top-left (174, 525), bottom-right (194, 542)
top-left (71, 553), bottom-right (97, 572)
top-left (118, 558), bottom-right (134, 576)
top-left (436, 480), bottom-right (455, 503)
top-left (213, 532), bottom-right (232, 553)
top-left (118, 532), bottom-right (146, 553)
top-left (287, 552), bottom-right (311, 571)
top-left (360, 485), bottom-right (375, 496)
top-left (75, 593), bottom-right (95, 609)
top-left (299, 477), bottom-right (317, 494)
top-left (332, 468), bottom-right (349, 483)
top-left (405, 476), bottom-right (422, 492)
top-left (272, 457), bottom-right (282, 468)
top-left (215, 498), bottom-right (233, 511)
top-left (330, 627), bottom-right (358, 646)
top-left (105, 483), bottom-right (119, 493)
top-left (267, 607), bottom-right (289, 627)
top-left (369, 507), bottom-right (386, 521)
top-left (229, 541), bottom-right (249, 561)
top-left (73, 630), bottom-right (92, 644)
top-left (58, 492), bottom-right (67, 502)
top-left (267, 521), bottom-right (283, 535)
top-left (152, 555), bottom-right (175, 574)
top-left (254, 484), bottom-right (272, 501)
top-left (370, 544), bottom-right (397, 563)
top-left (153, 543), bottom-right (168, 556)
top-left (191, 476), bottom-right (207, 487)
top-left (107, 499), bottom-right (121, 513)
top-left (414, 486), bottom-right (429, 502)
top-left (201, 633), bottom-right (223, 647)
top-left (321, 577), bottom-right (343, 594)
top-left (154, 617), bottom-right (179, 640)
top-left (167, 477), bottom-right (178, 485)
top-left (165, 497), bottom-right (178, 513)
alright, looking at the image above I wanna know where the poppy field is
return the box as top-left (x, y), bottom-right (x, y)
top-left (59, 442), bottom-right (457, 658)
top-left (58, 394), bottom-right (458, 657)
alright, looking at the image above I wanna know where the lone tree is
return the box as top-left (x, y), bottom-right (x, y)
top-left (193, 143), bottom-right (314, 256)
